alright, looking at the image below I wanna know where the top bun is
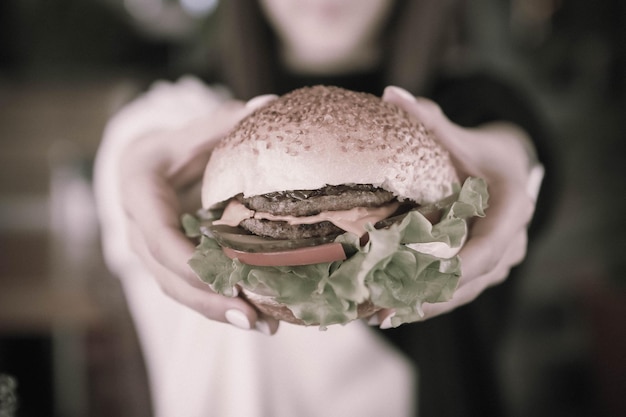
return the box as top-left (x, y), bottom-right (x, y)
top-left (202, 86), bottom-right (459, 209)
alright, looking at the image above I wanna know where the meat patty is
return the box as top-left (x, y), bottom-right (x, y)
top-left (241, 184), bottom-right (396, 217)
top-left (240, 218), bottom-right (343, 240)
top-left (238, 185), bottom-right (400, 239)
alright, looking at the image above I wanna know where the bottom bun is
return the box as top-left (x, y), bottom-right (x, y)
top-left (241, 288), bottom-right (381, 326)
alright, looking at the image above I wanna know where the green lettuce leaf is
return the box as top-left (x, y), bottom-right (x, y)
top-left (185, 177), bottom-right (488, 328)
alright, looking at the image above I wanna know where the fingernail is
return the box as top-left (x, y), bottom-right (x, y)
top-left (230, 286), bottom-right (239, 297)
top-left (367, 315), bottom-right (381, 326)
top-left (255, 319), bottom-right (272, 336)
top-left (246, 94), bottom-right (278, 110)
top-left (384, 86), bottom-right (415, 102)
top-left (380, 313), bottom-right (396, 329)
top-left (225, 309), bottom-right (252, 330)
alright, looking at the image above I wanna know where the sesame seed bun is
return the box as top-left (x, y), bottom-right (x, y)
top-left (201, 85), bottom-right (459, 209)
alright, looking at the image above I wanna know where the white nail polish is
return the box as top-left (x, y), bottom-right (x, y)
top-left (367, 315), bottom-right (381, 326)
top-left (230, 286), bottom-right (239, 298)
top-left (225, 309), bottom-right (252, 330)
top-left (255, 319), bottom-right (272, 336)
top-left (386, 86), bottom-right (415, 102)
top-left (246, 94), bottom-right (278, 109)
top-left (380, 313), bottom-right (396, 330)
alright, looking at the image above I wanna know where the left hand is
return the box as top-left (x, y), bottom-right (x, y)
top-left (372, 86), bottom-right (540, 328)
top-left (118, 94), bottom-right (282, 334)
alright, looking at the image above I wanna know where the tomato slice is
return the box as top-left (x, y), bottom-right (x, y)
top-left (222, 242), bottom-right (347, 266)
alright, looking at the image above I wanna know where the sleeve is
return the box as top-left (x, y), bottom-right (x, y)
top-left (93, 76), bottom-right (231, 280)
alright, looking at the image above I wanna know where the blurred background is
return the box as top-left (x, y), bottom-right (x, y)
top-left (0, 0), bottom-right (624, 416)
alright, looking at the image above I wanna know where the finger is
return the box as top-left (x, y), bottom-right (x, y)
top-left (382, 86), bottom-right (476, 176)
top-left (128, 220), bottom-right (264, 325)
top-left (118, 102), bottom-right (255, 272)
top-left (362, 308), bottom-right (395, 327)
top-left (121, 172), bottom-right (197, 281)
top-left (420, 231), bottom-right (527, 320)
top-left (256, 315), bottom-right (281, 335)
top-left (382, 86), bottom-right (452, 134)
top-left (167, 95), bottom-right (278, 188)
top-left (383, 86), bottom-right (438, 124)
top-left (378, 309), bottom-right (397, 329)
top-left (470, 180), bottom-right (535, 240)
top-left (175, 93), bottom-right (276, 152)
top-left (122, 101), bottom-right (248, 180)
top-left (459, 183), bottom-right (534, 281)
top-left (245, 94), bottom-right (279, 110)
top-left (457, 231), bottom-right (527, 296)
top-left (117, 99), bottom-right (255, 191)
top-left (165, 101), bottom-right (253, 185)
top-left (130, 219), bottom-right (280, 334)
top-left (127, 219), bottom-right (209, 293)
top-left (382, 86), bottom-right (529, 182)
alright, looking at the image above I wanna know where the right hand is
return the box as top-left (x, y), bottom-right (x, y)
top-left (118, 94), bottom-right (281, 335)
top-left (371, 86), bottom-right (539, 327)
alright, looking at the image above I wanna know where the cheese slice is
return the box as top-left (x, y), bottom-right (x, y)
top-left (214, 199), bottom-right (400, 237)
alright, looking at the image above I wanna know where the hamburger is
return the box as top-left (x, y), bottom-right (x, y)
top-left (184, 86), bottom-right (488, 328)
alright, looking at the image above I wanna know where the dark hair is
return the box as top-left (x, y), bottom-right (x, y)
top-left (212, 0), bottom-right (466, 99)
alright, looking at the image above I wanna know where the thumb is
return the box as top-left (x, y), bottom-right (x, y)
top-left (167, 94), bottom-right (279, 187)
top-left (382, 86), bottom-right (477, 176)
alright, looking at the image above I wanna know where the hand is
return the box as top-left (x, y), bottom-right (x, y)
top-left (373, 85), bottom-right (539, 327)
top-left (118, 94), bottom-right (281, 335)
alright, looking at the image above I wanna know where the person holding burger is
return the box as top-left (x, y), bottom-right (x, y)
top-left (95, 1), bottom-right (549, 416)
